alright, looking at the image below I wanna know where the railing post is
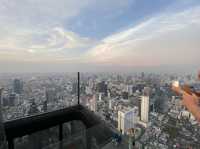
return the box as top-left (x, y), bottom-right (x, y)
top-left (8, 139), bottom-right (14, 149)
top-left (78, 72), bottom-right (80, 105)
top-left (59, 124), bottom-right (63, 141)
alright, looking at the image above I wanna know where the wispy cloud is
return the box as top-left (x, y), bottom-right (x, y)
top-left (0, 27), bottom-right (97, 61)
top-left (0, 0), bottom-right (132, 62)
top-left (0, 0), bottom-right (92, 27)
top-left (86, 5), bottom-right (200, 66)
top-left (0, 0), bottom-right (199, 72)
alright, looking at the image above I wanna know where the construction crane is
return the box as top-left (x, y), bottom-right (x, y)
top-left (172, 72), bottom-right (200, 122)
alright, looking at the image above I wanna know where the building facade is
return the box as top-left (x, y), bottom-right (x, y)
top-left (140, 96), bottom-right (149, 123)
top-left (118, 107), bottom-right (138, 134)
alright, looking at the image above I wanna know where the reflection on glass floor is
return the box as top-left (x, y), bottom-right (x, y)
top-left (43, 122), bottom-right (114, 149)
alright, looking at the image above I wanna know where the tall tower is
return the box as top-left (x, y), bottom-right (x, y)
top-left (99, 93), bottom-right (102, 102)
top-left (13, 79), bottom-right (23, 94)
top-left (90, 94), bottom-right (97, 112)
top-left (109, 99), bottom-right (112, 110)
top-left (140, 96), bottom-right (149, 123)
top-left (118, 107), bottom-right (138, 135)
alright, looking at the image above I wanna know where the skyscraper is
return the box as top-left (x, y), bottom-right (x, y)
top-left (97, 81), bottom-right (108, 96)
top-left (0, 88), bottom-right (7, 149)
top-left (98, 93), bottom-right (102, 101)
top-left (118, 107), bottom-right (138, 135)
top-left (109, 99), bottom-right (112, 110)
top-left (8, 93), bottom-right (15, 106)
top-left (13, 79), bottom-right (23, 94)
top-left (90, 94), bottom-right (97, 112)
top-left (140, 96), bottom-right (149, 124)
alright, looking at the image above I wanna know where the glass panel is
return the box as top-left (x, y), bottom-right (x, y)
top-left (43, 122), bottom-right (114, 149)
top-left (79, 72), bottom-right (200, 149)
top-left (62, 120), bottom-right (86, 140)
top-left (14, 126), bottom-right (59, 149)
top-left (0, 73), bottom-right (78, 121)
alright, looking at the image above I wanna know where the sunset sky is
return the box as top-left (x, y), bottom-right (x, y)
top-left (0, 0), bottom-right (199, 73)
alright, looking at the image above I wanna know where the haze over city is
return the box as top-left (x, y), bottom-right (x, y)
top-left (1, 1), bottom-right (200, 149)
top-left (0, 0), bottom-right (199, 73)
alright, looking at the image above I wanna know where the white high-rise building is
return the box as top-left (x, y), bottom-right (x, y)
top-left (90, 94), bottom-right (97, 112)
top-left (109, 99), bottom-right (112, 109)
top-left (140, 96), bottom-right (149, 124)
top-left (107, 91), bottom-right (111, 98)
top-left (85, 86), bottom-right (92, 95)
top-left (98, 93), bottom-right (102, 102)
top-left (118, 106), bottom-right (138, 135)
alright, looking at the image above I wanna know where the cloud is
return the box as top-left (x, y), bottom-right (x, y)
top-left (0, 0), bottom-right (132, 62)
top-left (0, 0), bottom-right (199, 73)
top-left (0, 0), bottom-right (92, 27)
top-left (86, 5), bottom-right (200, 66)
top-left (0, 0), bottom-right (134, 29)
top-left (0, 27), bottom-right (97, 61)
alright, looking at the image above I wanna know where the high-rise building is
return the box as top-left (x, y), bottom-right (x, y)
top-left (13, 79), bottom-right (23, 94)
top-left (0, 88), bottom-right (7, 149)
top-left (141, 72), bottom-right (145, 79)
top-left (28, 100), bottom-right (39, 115)
top-left (143, 87), bottom-right (151, 96)
top-left (42, 100), bottom-right (47, 112)
top-left (118, 107), bottom-right (138, 135)
top-left (109, 99), bottom-right (112, 110)
top-left (122, 91), bottom-right (128, 100)
top-left (107, 90), bottom-right (111, 98)
top-left (8, 93), bottom-right (16, 106)
top-left (72, 82), bottom-right (78, 94)
top-left (98, 93), bottom-right (102, 101)
top-left (140, 96), bottom-right (149, 124)
top-left (90, 94), bottom-right (97, 112)
top-left (97, 81), bottom-right (108, 96)
top-left (46, 88), bottom-right (56, 102)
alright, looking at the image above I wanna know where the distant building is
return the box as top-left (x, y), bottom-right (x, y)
top-left (122, 91), bottom-right (128, 100)
top-left (141, 72), bottom-right (145, 79)
top-left (46, 88), bottom-right (56, 102)
top-left (13, 79), bottom-right (23, 94)
top-left (98, 93), bottom-right (102, 101)
top-left (89, 94), bottom-right (97, 112)
top-left (0, 89), bottom-right (2, 106)
top-left (85, 86), bottom-right (92, 95)
top-left (9, 93), bottom-right (15, 106)
top-left (42, 100), bottom-right (47, 112)
top-left (118, 107), bottom-right (138, 135)
top-left (97, 81), bottom-right (107, 96)
top-left (143, 87), bottom-right (151, 96)
top-left (140, 96), bottom-right (149, 124)
top-left (127, 85), bottom-right (133, 95)
top-left (72, 82), bottom-right (78, 94)
top-left (28, 100), bottom-right (39, 115)
top-left (109, 99), bottom-right (112, 110)
top-left (0, 88), bottom-right (7, 149)
top-left (107, 90), bottom-right (111, 98)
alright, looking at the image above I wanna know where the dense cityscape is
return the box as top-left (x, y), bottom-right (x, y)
top-left (0, 0), bottom-right (200, 149)
top-left (0, 72), bottom-right (200, 149)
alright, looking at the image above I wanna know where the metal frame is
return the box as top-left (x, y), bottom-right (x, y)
top-left (3, 72), bottom-right (101, 149)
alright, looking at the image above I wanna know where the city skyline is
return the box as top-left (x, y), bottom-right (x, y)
top-left (0, 0), bottom-right (199, 73)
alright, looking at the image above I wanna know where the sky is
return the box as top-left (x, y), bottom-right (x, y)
top-left (0, 0), bottom-right (199, 73)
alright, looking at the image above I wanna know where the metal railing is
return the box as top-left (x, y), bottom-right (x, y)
top-left (0, 72), bottom-right (113, 149)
